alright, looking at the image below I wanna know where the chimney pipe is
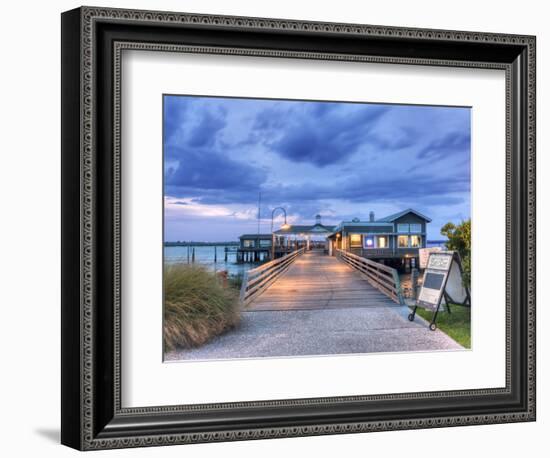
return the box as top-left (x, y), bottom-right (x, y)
top-left (315, 214), bottom-right (321, 225)
top-left (369, 211), bottom-right (375, 222)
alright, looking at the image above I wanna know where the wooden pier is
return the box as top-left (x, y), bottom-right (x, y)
top-left (241, 249), bottom-right (403, 311)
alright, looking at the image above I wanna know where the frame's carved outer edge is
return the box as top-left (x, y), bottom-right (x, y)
top-left (88, 413), bottom-right (531, 450)
top-left (80, 6), bottom-right (94, 449)
top-left (73, 6), bottom-right (536, 450)
top-left (526, 36), bottom-right (536, 422)
top-left (61, 7), bottom-right (86, 451)
top-left (81, 5), bottom-right (535, 44)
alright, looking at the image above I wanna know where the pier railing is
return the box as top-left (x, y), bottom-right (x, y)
top-left (336, 249), bottom-right (404, 305)
top-left (240, 248), bottom-right (305, 306)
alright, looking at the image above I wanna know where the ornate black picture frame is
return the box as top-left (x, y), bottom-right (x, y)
top-left (61, 6), bottom-right (536, 450)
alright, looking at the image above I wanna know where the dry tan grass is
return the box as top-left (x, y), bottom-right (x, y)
top-left (163, 264), bottom-right (240, 351)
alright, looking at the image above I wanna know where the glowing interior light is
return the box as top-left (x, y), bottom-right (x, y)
top-left (366, 238), bottom-right (374, 247)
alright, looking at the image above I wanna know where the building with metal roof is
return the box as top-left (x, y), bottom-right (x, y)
top-left (238, 209), bottom-right (431, 268)
top-left (273, 214), bottom-right (335, 236)
top-left (327, 209), bottom-right (431, 269)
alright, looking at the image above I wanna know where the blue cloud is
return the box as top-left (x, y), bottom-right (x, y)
top-left (187, 110), bottom-right (227, 148)
top-left (163, 95), bottom-right (471, 240)
top-left (417, 131), bottom-right (471, 160)
top-left (258, 103), bottom-right (390, 166)
top-left (166, 147), bottom-right (267, 192)
top-left (164, 96), bottom-right (228, 156)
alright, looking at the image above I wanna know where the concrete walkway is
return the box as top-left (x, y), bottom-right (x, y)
top-left (165, 297), bottom-right (463, 361)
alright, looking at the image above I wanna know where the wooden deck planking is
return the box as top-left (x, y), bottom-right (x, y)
top-left (247, 251), bottom-right (397, 311)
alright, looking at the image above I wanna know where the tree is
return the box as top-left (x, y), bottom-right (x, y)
top-left (440, 219), bottom-right (471, 288)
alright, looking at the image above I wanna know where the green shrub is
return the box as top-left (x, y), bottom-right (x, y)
top-left (441, 219), bottom-right (471, 289)
top-left (164, 264), bottom-right (240, 351)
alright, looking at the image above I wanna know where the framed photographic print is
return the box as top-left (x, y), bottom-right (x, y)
top-left (61, 6), bottom-right (536, 450)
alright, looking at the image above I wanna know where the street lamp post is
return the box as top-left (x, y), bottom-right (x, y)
top-left (271, 207), bottom-right (288, 261)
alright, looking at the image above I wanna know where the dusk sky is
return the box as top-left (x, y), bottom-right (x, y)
top-left (164, 95), bottom-right (471, 241)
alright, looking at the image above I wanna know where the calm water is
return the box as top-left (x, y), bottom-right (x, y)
top-left (164, 245), bottom-right (261, 277)
top-left (166, 242), bottom-right (447, 284)
top-left (426, 240), bottom-right (447, 248)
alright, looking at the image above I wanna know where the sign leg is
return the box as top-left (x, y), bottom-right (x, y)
top-left (408, 305), bottom-right (418, 322)
top-left (443, 291), bottom-right (452, 313)
top-left (429, 306), bottom-right (440, 331)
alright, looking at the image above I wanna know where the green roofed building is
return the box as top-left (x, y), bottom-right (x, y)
top-left (326, 209), bottom-right (431, 268)
top-left (273, 214), bottom-right (336, 248)
top-left (238, 209), bottom-right (431, 269)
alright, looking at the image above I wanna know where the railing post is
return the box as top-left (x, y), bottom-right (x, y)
top-left (239, 270), bottom-right (249, 304)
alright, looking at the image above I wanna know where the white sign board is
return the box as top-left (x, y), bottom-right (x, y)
top-left (419, 247), bottom-right (443, 269)
top-left (417, 251), bottom-right (467, 312)
top-left (444, 258), bottom-right (469, 304)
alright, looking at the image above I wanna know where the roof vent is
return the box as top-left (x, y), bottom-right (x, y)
top-left (369, 211), bottom-right (375, 222)
top-left (352, 217), bottom-right (360, 223)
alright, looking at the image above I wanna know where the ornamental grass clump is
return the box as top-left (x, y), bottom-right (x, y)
top-left (164, 264), bottom-right (241, 351)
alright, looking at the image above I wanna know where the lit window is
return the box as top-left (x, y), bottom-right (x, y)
top-left (397, 235), bottom-right (409, 248)
top-left (243, 239), bottom-right (254, 248)
top-left (350, 234), bottom-right (362, 247)
top-left (410, 235), bottom-right (421, 248)
top-left (377, 236), bottom-right (387, 248)
top-left (397, 224), bottom-right (409, 233)
top-left (410, 223), bottom-right (422, 233)
top-left (364, 236), bottom-right (374, 248)
top-left (259, 239), bottom-right (272, 247)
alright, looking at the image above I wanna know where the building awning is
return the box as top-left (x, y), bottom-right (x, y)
top-left (274, 223), bottom-right (335, 236)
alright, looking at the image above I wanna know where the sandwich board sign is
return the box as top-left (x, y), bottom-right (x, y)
top-left (419, 246), bottom-right (442, 269)
top-left (408, 251), bottom-right (470, 330)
